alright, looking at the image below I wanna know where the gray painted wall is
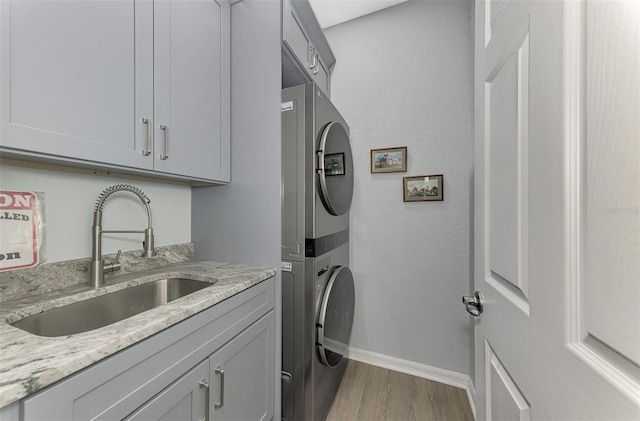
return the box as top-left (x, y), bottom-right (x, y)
top-left (191, 0), bottom-right (282, 417)
top-left (325, 0), bottom-right (474, 377)
top-left (0, 165), bottom-right (191, 263)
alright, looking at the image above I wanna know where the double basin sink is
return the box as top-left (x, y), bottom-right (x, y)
top-left (11, 278), bottom-right (213, 337)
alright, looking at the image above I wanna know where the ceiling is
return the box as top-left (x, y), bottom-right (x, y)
top-left (308, 0), bottom-right (409, 29)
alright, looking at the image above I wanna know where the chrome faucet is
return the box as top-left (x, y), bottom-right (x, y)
top-left (89, 184), bottom-right (155, 289)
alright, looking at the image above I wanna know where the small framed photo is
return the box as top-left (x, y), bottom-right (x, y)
top-left (324, 153), bottom-right (345, 176)
top-left (403, 174), bottom-right (444, 202)
top-left (371, 147), bottom-right (407, 173)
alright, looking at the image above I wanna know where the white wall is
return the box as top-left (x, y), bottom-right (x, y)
top-left (325, 0), bottom-right (474, 376)
top-left (0, 164), bottom-right (191, 263)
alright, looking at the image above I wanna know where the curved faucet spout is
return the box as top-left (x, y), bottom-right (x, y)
top-left (93, 184), bottom-right (152, 228)
top-left (89, 185), bottom-right (155, 289)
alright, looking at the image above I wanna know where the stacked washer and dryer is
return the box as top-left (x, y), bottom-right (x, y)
top-left (281, 83), bottom-right (356, 421)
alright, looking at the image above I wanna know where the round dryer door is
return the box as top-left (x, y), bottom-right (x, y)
top-left (317, 122), bottom-right (354, 216)
top-left (317, 266), bottom-right (355, 367)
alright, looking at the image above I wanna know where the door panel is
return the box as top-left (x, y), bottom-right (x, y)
top-left (486, 343), bottom-right (530, 421)
top-left (490, 0), bottom-right (508, 29)
top-left (474, 0), bottom-right (640, 419)
top-left (487, 29), bottom-right (529, 304)
top-left (583, 0), bottom-right (640, 369)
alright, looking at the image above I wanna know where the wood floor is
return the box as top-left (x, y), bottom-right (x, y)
top-left (326, 360), bottom-right (474, 421)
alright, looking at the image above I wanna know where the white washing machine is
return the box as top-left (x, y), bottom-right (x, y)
top-left (281, 83), bottom-right (355, 421)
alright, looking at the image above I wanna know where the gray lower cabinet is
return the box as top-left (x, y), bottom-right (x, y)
top-left (19, 278), bottom-right (275, 421)
top-left (125, 360), bottom-right (209, 421)
top-left (208, 313), bottom-right (274, 420)
top-left (126, 313), bottom-right (274, 421)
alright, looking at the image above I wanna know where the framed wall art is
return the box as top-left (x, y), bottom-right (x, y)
top-left (371, 147), bottom-right (407, 173)
top-left (403, 174), bottom-right (444, 202)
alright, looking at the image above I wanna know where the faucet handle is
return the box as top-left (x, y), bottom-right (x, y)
top-left (104, 250), bottom-right (122, 274)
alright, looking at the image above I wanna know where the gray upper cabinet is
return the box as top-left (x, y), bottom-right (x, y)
top-left (0, 0), bottom-right (153, 170)
top-left (153, 0), bottom-right (230, 181)
top-left (281, 0), bottom-right (335, 96)
top-left (0, 0), bottom-right (230, 183)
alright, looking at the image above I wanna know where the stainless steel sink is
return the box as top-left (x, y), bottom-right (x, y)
top-left (11, 278), bottom-right (213, 337)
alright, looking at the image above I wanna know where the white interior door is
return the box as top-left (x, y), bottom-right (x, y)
top-left (473, 0), bottom-right (640, 419)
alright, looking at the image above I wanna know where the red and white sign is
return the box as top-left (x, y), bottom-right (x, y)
top-left (0, 191), bottom-right (40, 271)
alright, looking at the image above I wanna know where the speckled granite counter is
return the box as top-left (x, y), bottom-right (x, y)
top-left (0, 259), bottom-right (276, 408)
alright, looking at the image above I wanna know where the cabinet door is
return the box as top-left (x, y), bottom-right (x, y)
top-left (0, 0), bottom-right (154, 169)
top-left (153, 0), bottom-right (230, 182)
top-left (282, 3), bottom-right (312, 72)
top-left (314, 57), bottom-right (330, 97)
top-left (125, 360), bottom-right (209, 421)
top-left (209, 312), bottom-right (275, 421)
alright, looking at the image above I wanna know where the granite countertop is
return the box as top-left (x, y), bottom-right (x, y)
top-left (0, 260), bottom-right (276, 408)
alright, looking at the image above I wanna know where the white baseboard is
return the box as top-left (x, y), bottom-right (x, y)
top-left (347, 347), bottom-right (477, 419)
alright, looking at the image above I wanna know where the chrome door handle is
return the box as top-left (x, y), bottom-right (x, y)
top-left (159, 124), bottom-right (169, 160)
top-left (199, 379), bottom-right (210, 421)
top-left (214, 366), bottom-right (224, 409)
top-left (462, 291), bottom-right (484, 317)
top-left (141, 118), bottom-right (152, 156)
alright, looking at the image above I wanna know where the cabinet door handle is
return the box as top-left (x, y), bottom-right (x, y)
top-left (159, 124), bottom-right (169, 160)
top-left (313, 54), bottom-right (320, 75)
top-left (199, 379), bottom-right (210, 421)
top-left (309, 46), bottom-right (317, 69)
top-left (214, 366), bottom-right (224, 409)
top-left (141, 118), bottom-right (152, 156)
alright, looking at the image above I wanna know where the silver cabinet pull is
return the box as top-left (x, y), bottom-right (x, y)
top-left (313, 55), bottom-right (320, 75)
top-left (214, 366), bottom-right (224, 409)
top-left (309, 46), bottom-right (317, 69)
top-left (141, 118), bottom-right (152, 156)
top-left (159, 124), bottom-right (169, 160)
top-left (462, 291), bottom-right (484, 317)
top-left (199, 379), bottom-right (210, 421)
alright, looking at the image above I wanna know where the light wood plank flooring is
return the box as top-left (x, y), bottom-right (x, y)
top-left (326, 360), bottom-right (474, 421)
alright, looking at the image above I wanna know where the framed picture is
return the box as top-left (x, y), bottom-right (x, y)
top-left (371, 147), bottom-right (407, 173)
top-left (403, 174), bottom-right (444, 202)
top-left (324, 153), bottom-right (345, 176)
